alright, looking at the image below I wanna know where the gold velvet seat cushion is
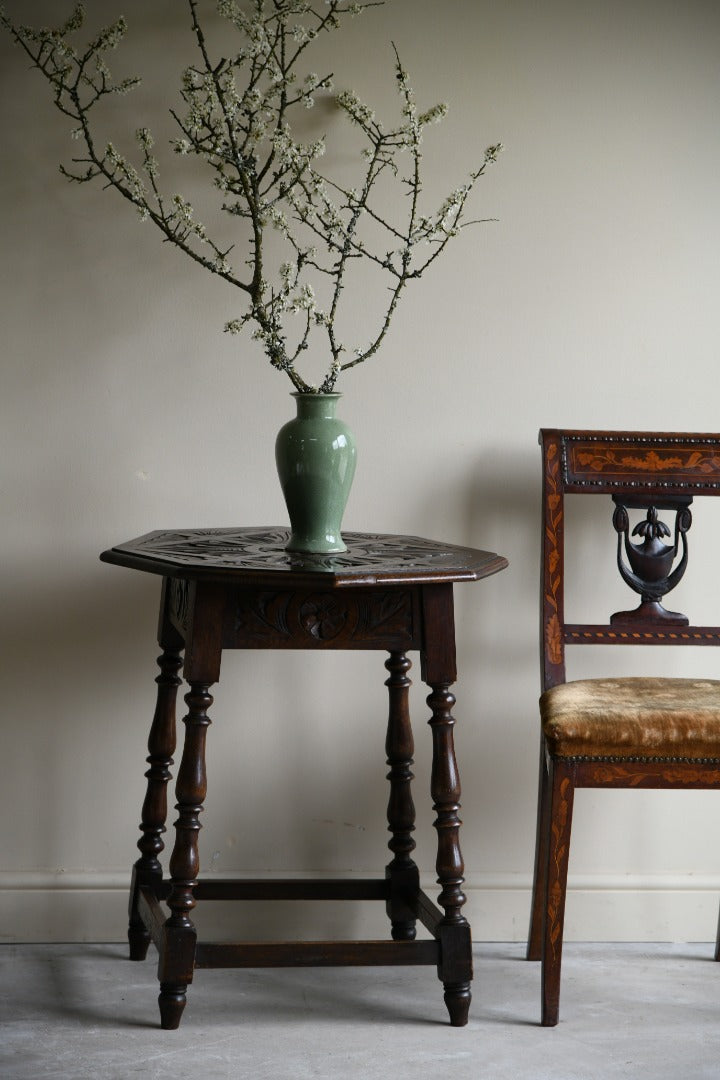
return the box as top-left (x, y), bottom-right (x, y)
top-left (541, 677), bottom-right (720, 759)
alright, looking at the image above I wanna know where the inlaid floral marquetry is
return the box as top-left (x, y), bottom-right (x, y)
top-left (542, 435), bottom-right (565, 686)
top-left (546, 773), bottom-right (573, 963)
top-left (584, 761), bottom-right (720, 787)
top-left (564, 625), bottom-right (720, 644)
top-left (562, 433), bottom-right (720, 490)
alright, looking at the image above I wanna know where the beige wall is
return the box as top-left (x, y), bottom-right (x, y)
top-left (2, 0), bottom-right (720, 943)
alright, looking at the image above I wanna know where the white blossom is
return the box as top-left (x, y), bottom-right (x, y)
top-left (290, 282), bottom-right (316, 312)
top-left (336, 89), bottom-right (375, 127)
top-left (136, 127), bottom-right (154, 150)
top-left (418, 102), bottom-right (448, 126)
top-left (268, 207), bottom-right (290, 235)
top-left (279, 262), bottom-right (295, 290)
top-left (2, 0), bottom-right (502, 396)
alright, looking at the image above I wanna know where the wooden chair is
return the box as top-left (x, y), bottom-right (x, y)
top-left (527, 429), bottom-right (720, 1026)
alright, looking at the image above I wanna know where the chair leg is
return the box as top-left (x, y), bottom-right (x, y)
top-left (715, 898), bottom-right (720, 962)
top-left (541, 758), bottom-right (575, 1027)
top-left (527, 738), bottom-right (550, 961)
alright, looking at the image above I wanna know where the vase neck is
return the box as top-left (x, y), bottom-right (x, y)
top-left (293, 392), bottom-right (341, 420)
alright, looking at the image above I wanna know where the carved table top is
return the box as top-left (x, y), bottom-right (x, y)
top-left (100, 527), bottom-right (508, 589)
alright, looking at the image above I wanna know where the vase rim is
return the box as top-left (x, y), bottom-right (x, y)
top-left (291, 391), bottom-right (342, 398)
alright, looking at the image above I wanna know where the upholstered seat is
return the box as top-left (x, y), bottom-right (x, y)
top-left (541, 677), bottom-right (720, 760)
top-left (527, 429), bottom-right (720, 1028)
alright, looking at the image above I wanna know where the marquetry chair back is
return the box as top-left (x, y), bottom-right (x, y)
top-left (540, 429), bottom-right (720, 689)
top-left (527, 429), bottom-right (720, 1026)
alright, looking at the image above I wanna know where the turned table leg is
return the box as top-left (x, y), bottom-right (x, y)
top-left (159, 680), bottom-right (214, 1029)
top-left (128, 635), bottom-right (183, 962)
top-left (420, 582), bottom-right (472, 1027)
top-left (384, 651), bottom-right (419, 941)
top-left (427, 680), bottom-right (472, 1026)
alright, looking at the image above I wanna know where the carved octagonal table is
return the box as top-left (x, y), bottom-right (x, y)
top-left (100, 527), bottom-right (507, 1029)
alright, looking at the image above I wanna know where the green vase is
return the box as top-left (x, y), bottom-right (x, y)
top-left (275, 393), bottom-right (357, 554)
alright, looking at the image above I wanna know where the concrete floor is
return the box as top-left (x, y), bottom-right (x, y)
top-left (2, 942), bottom-right (720, 1079)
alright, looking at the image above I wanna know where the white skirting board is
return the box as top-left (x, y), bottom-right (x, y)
top-left (2, 872), bottom-right (719, 944)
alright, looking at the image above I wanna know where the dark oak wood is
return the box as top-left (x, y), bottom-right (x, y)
top-left (101, 528), bottom-right (506, 586)
top-left (384, 651), bottom-right (419, 942)
top-left (609, 495), bottom-right (692, 625)
top-left (138, 887), bottom-right (167, 952)
top-left (128, 593), bottom-right (183, 962)
top-left (529, 429), bottom-right (720, 1026)
top-left (195, 940), bottom-right (440, 968)
top-left (102, 528), bottom-right (507, 1029)
top-left (176, 878), bottom-right (390, 902)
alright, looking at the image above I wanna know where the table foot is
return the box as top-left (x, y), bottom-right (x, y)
top-left (159, 983), bottom-right (187, 1029)
top-left (444, 982), bottom-right (471, 1027)
top-left (444, 984), bottom-right (472, 1023)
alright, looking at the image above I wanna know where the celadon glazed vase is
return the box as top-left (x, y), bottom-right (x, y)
top-left (275, 392), bottom-right (357, 554)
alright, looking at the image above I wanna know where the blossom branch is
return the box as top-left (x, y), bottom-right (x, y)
top-left (1, 0), bottom-right (501, 394)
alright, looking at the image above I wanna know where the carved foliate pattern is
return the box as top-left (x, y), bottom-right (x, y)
top-left (119, 529), bottom-right (456, 570)
top-left (299, 595), bottom-right (348, 640)
top-left (169, 579), bottom-right (191, 634)
top-left (235, 592), bottom-right (293, 639)
top-left (234, 588), bottom-right (415, 647)
top-left (105, 527), bottom-right (504, 583)
top-left (563, 435), bottom-right (720, 489)
top-left (367, 593), bottom-right (414, 634)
